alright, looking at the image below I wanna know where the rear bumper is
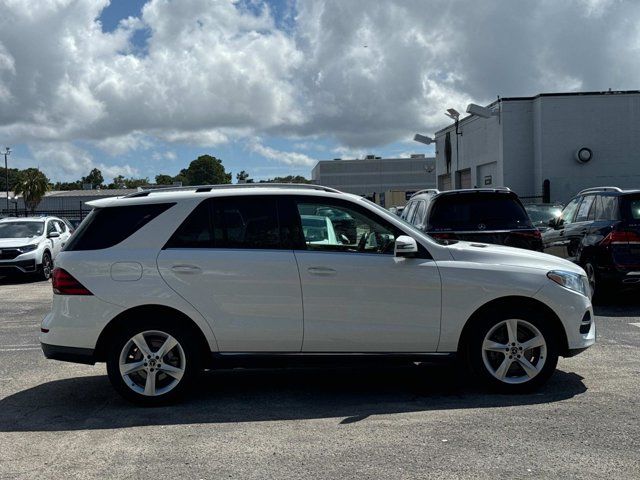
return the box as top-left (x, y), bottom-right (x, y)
top-left (41, 343), bottom-right (96, 365)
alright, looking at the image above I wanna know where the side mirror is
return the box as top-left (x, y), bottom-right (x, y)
top-left (48, 231), bottom-right (60, 238)
top-left (394, 235), bottom-right (418, 258)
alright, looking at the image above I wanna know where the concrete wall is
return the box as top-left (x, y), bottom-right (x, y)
top-left (435, 91), bottom-right (640, 203)
top-left (434, 110), bottom-right (502, 189)
top-left (533, 93), bottom-right (640, 203)
top-left (312, 157), bottom-right (435, 195)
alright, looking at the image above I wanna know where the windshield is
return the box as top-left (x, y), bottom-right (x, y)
top-left (359, 197), bottom-right (454, 244)
top-left (0, 221), bottom-right (44, 238)
top-left (429, 193), bottom-right (533, 231)
top-left (524, 204), bottom-right (563, 224)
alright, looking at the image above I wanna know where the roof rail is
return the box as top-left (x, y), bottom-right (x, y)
top-left (124, 183), bottom-right (342, 198)
top-left (410, 189), bottom-right (440, 198)
top-left (578, 186), bottom-right (623, 195)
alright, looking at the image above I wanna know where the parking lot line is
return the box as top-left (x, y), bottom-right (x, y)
top-left (630, 322), bottom-right (640, 328)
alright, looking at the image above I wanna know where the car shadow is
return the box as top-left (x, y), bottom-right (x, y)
top-left (593, 288), bottom-right (640, 317)
top-left (0, 364), bottom-right (586, 432)
top-left (0, 275), bottom-right (48, 286)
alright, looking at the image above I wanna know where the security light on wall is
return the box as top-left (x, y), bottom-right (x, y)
top-left (466, 103), bottom-right (498, 119)
top-left (445, 108), bottom-right (460, 120)
top-left (413, 133), bottom-right (435, 145)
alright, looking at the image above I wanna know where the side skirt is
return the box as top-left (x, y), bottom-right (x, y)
top-left (208, 352), bottom-right (456, 370)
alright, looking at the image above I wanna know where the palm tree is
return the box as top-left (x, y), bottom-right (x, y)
top-left (14, 168), bottom-right (49, 214)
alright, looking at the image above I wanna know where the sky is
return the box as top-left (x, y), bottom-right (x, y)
top-left (0, 0), bottom-right (639, 183)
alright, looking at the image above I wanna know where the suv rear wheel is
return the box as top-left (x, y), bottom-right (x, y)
top-left (106, 321), bottom-right (199, 406)
top-left (466, 309), bottom-right (559, 392)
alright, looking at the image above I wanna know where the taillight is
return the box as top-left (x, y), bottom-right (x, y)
top-left (602, 230), bottom-right (640, 246)
top-left (512, 230), bottom-right (542, 240)
top-left (430, 232), bottom-right (458, 240)
top-left (52, 268), bottom-right (93, 295)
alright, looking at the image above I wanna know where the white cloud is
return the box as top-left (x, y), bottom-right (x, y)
top-left (249, 139), bottom-right (316, 166)
top-left (151, 150), bottom-right (177, 161)
top-left (28, 142), bottom-right (138, 181)
top-left (0, 0), bottom-right (639, 159)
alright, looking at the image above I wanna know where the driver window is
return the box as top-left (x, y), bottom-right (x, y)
top-left (296, 202), bottom-right (397, 254)
top-left (558, 197), bottom-right (581, 226)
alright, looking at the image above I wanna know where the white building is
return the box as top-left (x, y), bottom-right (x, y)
top-left (433, 90), bottom-right (640, 203)
top-left (311, 154), bottom-right (436, 197)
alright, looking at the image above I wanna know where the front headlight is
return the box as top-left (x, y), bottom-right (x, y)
top-left (547, 270), bottom-right (590, 297)
top-left (17, 244), bottom-right (38, 253)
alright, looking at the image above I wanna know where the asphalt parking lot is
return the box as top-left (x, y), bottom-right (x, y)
top-left (0, 278), bottom-right (638, 479)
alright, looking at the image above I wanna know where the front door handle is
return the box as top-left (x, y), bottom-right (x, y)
top-left (171, 264), bottom-right (202, 274)
top-left (307, 266), bottom-right (337, 276)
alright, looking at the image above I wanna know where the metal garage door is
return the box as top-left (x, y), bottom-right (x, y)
top-left (458, 169), bottom-right (471, 189)
top-left (438, 174), bottom-right (452, 191)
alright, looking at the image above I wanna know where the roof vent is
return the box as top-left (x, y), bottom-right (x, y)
top-left (365, 154), bottom-right (376, 160)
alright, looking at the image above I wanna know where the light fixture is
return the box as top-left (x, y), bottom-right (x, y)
top-left (413, 133), bottom-right (434, 145)
top-left (445, 108), bottom-right (460, 120)
top-left (466, 103), bottom-right (498, 119)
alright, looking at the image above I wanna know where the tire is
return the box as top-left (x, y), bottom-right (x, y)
top-left (39, 251), bottom-right (53, 280)
top-left (583, 261), bottom-right (611, 302)
top-left (106, 320), bottom-right (199, 406)
top-left (466, 308), bottom-right (559, 393)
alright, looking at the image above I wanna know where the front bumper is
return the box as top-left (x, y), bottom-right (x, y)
top-left (533, 282), bottom-right (596, 355)
top-left (41, 343), bottom-right (96, 365)
top-left (0, 258), bottom-right (37, 274)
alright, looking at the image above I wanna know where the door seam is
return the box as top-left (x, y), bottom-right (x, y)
top-left (292, 250), bottom-right (305, 352)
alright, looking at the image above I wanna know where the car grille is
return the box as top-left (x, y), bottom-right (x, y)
top-left (0, 248), bottom-right (22, 260)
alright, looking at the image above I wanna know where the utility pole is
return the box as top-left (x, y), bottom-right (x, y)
top-left (3, 147), bottom-right (10, 214)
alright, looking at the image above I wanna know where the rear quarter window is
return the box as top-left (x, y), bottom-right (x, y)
top-left (429, 193), bottom-right (532, 231)
top-left (64, 203), bottom-right (174, 251)
top-left (622, 195), bottom-right (640, 220)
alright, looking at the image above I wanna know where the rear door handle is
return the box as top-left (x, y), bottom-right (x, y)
top-left (307, 266), bottom-right (337, 276)
top-left (171, 264), bottom-right (202, 274)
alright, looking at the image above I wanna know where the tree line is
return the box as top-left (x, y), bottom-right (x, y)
top-left (1, 154), bottom-right (310, 213)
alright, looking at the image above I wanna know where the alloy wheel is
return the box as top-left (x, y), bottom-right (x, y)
top-left (481, 319), bottom-right (547, 384)
top-left (42, 253), bottom-right (52, 280)
top-left (118, 330), bottom-right (186, 396)
top-left (585, 263), bottom-right (596, 297)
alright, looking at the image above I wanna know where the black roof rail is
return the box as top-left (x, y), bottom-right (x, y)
top-left (123, 183), bottom-right (342, 198)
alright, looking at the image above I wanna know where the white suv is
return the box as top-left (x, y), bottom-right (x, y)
top-left (40, 185), bottom-right (595, 405)
top-left (0, 216), bottom-right (72, 280)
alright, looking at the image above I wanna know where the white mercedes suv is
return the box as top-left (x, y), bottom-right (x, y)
top-left (40, 185), bottom-right (595, 405)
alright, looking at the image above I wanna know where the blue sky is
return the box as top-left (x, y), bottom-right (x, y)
top-left (1, 0), bottom-right (634, 184)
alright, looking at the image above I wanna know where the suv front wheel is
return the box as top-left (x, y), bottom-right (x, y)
top-left (106, 322), bottom-right (199, 406)
top-left (467, 309), bottom-right (559, 392)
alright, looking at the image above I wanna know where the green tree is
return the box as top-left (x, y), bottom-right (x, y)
top-left (107, 175), bottom-right (126, 189)
top-left (261, 175), bottom-right (311, 184)
top-left (14, 168), bottom-right (49, 213)
top-left (123, 177), bottom-right (149, 189)
top-left (236, 170), bottom-right (250, 183)
top-left (185, 155), bottom-right (231, 185)
top-left (155, 174), bottom-right (174, 185)
top-left (0, 167), bottom-right (22, 192)
top-left (82, 168), bottom-right (104, 189)
top-left (52, 180), bottom-right (82, 191)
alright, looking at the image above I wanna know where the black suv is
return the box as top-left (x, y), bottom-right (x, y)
top-left (401, 188), bottom-right (542, 251)
top-left (542, 186), bottom-right (640, 296)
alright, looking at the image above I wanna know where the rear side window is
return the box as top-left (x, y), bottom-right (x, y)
top-left (65, 203), bottom-right (174, 251)
top-left (575, 195), bottom-right (595, 222)
top-left (621, 195), bottom-right (640, 220)
top-left (429, 193), bottom-right (532, 231)
top-left (165, 196), bottom-right (284, 250)
top-left (598, 196), bottom-right (618, 220)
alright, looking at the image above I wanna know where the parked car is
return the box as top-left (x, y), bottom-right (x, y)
top-left (542, 186), bottom-right (640, 296)
top-left (0, 216), bottom-right (72, 279)
top-left (41, 184), bottom-right (595, 405)
top-left (524, 203), bottom-right (564, 232)
top-left (388, 205), bottom-right (405, 216)
top-left (401, 188), bottom-right (543, 251)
